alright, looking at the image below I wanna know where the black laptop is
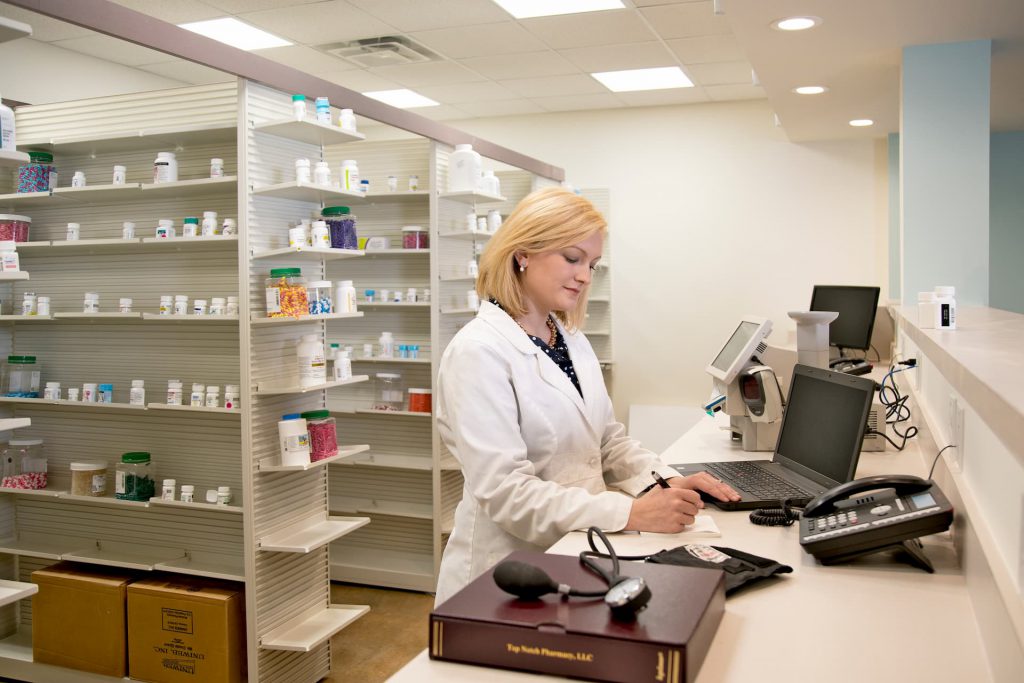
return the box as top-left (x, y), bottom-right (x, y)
top-left (671, 364), bottom-right (876, 510)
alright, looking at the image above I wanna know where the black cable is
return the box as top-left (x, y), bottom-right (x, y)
top-left (870, 344), bottom-right (881, 363)
top-left (866, 428), bottom-right (911, 451)
top-left (576, 527), bottom-right (623, 595)
top-left (928, 444), bottom-right (957, 479)
top-left (877, 365), bottom-right (919, 448)
top-left (749, 498), bottom-right (802, 527)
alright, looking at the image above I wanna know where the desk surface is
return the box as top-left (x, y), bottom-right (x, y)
top-left (389, 416), bottom-right (990, 683)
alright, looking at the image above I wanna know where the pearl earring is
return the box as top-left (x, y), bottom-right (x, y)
top-left (519, 263), bottom-right (526, 272)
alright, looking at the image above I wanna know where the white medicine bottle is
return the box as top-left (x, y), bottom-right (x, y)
top-left (0, 91), bottom-right (15, 151)
top-left (448, 144), bottom-right (482, 192)
top-left (934, 286), bottom-right (956, 330)
top-left (335, 280), bottom-right (357, 314)
top-left (378, 331), bottom-right (395, 359)
top-left (129, 379), bottom-right (145, 405)
top-left (297, 334), bottom-right (326, 387)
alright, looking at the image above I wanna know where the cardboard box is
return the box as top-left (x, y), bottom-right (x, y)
top-left (128, 574), bottom-right (246, 683)
top-left (32, 561), bottom-right (139, 677)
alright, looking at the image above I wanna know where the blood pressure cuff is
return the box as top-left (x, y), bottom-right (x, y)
top-left (646, 544), bottom-right (792, 595)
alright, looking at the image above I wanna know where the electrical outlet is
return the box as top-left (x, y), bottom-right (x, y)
top-left (912, 356), bottom-right (923, 390)
top-left (947, 394), bottom-right (965, 471)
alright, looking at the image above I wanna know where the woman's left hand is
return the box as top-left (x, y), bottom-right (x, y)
top-left (667, 472), bottom-right (741, 503)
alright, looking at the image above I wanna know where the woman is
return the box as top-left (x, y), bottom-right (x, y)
top-left (435, 187), bottom-right (738, 604)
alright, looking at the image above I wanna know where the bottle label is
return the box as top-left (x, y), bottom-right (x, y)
top-left (266, 288), bottom-right (281, 314)
top-left (92, 474), bottom-right (106, 494)
top-left (284, 433), bottom-right (309, 453)
top-left (115, 470), bottom-right (126, 494)
top-left (130, 389), bottom-right (145, 405)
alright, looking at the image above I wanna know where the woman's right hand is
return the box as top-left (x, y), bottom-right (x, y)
top-left (624, 486), bottom-right (703, 532)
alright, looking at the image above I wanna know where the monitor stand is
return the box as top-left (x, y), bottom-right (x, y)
top-left (787, 310), bottom-right (838, 369)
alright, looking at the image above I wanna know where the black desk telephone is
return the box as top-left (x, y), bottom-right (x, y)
top-left (799, 475), bottom-right (953, 572)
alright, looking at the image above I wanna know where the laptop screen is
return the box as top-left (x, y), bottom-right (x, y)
top-left (774, 367), bottom-right (873, 486)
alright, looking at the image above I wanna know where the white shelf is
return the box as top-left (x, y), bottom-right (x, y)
top-left (362, 248), bottom-right (431, 256)
top-left (364, 190), bottom-right (431, 204)
top-left (439, 275), bottom-right (477, 282)
top-left (589, 296), bottom-right (610, 303)
top-left (350, 357), bottom-right (430, 365)
top-left (260, 604), bottom-right (370, 652)
top-left (439, 230), bottom-right (493, 241)
top-left (337, 453), bottom-right (432, 472)
top-left (141, 313), bottom-right (240, 322)
top-left (21, 122), bottom-right (236, 155)
top-left (251, 312), bottom-right (364, 325)
top-left (259, 444), bottom-right (370, 472)
top-left (259, 515), bottom-right (370, 553)
top-left (253, 246), bottom-right (364, 261)
top-left (252, 180), bottom-right (365, 203)
top-left (440, 307), bottom-right (477, 315)
top-left (0, 149), bottom-right (30, 167)
top-left (0, 536), bottom-right (76, 560)
top-left (154, 553), bottom-right (245, 582)
top-left (51, 183), bottom-right (142, 202)
top-left (146, 403), bottom-right (239, 415)
top-left (255, 375), bottom-right (368, 395)
top-left (0, 417), bottom-right (30, 431)
top-left (351, 409), bottom-right (432, 418)
top-left (254, 118), bottom-right (365, 146)
top-left (0, 397), bottom-right (144, 411)
top-left (0, 191), bottom-right (52, 208)
top-left (140, 175), bottom-right (237, 197)
top-left (584, 329), bottom-right (610, 336)
top-left (148, 497), bottom-right (243, 513)
top-left (59, 493), bottom-right (150, 507)
top-left (38, 237), bottom-right (237, 254)
top-left (140, 235), bottom-right (239, 249)
top-left (62, 544), bottom-right (186, 571)
top-left (0, 314), bottom-right (52, 321)
top-left (331, 497), bottom-right (432, 520)
top-left (47, 238), bottom-right (141, 254)
top-left (439, 190), bottom-right (506, 204)
top-left (53, 312), bottom-right (142, 319)
top-left (0, 272), bottom-right (29, 281)
top-left (329, 547), bottom-right (434, 592)
top-left (0, 487), bottom-right (62, 498)
top-left (359, 302), bottom-right (431, 309)
top-left (0, 580), bottom-right (37, 608)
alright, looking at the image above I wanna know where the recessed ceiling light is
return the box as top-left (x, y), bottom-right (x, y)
top-left (492, 0), bottom-right (624, 19)
top-left (363, 89), bottom-right (440, 109)
top-left (178, 18), bottom-right (291, 50)
top-left (591, 66), bottom-right (693, 93)
top-left (771, 16), bottom-right (822, 31)
top-left (793, 86), bottom-right (828, 95)
top-left (849, 119), bottom-right (874, 127)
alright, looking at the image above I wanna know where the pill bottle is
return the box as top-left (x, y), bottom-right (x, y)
top-left (67, 387), bottom-right (80, 401)
top-left (18, 152), bottom-right (56, 193)
top-left (374, 373), bottom-right (404, 411)
top-left (314, 161), bottom-right (331, 186)
top-left (378, 331), bottom-right (395, 359)
top-left (193, 299), bottom-right (207, 316)
top-left (295, 157), bottom-right (311, 183)
top-left (917, 292), bottom-right (936, 330)
top-left (465, 211), bottom-right (477, 232)
top-left (182, 217), bottom-right (198, 237)
top-left (315, 96), bottom-right (331, 124)
top-left (210, 297), bottom-right (226, 315)
top-left (221, 218), bottom-right (236, 235)
top-left (159, 295), bottom-right (173, 315)
top-left (162, 478), bottom-right (176, 501)
top-left (66, 222), bottom-right (80, 240)
top-left (468, 259), bottom-right (479, 278)
top-left (302, 409), bottom-right (338, 461)
top-left (360, 179), bottom-right (369, 194)
top-left (265, 268), bottom-right (308, 318)
top-left (112, 165), bottom-right (126, 185)
top-left (115, 452), bottom-right (153, 501)
top-left (190, 383), bottom-right (205, 407)
top-left (402, 226), bottom-right (428, 250)
top-left (201, 211), bottom-right (218, 236)
top-left (44, 381), bottom-right (60, 400)
top-left (98, 384), bottom-right (114, 403)
top-left (408, 388), bottom-right (432, 414)
top-left (467, 290), bottom-right (480, 311)
top-left (334, 349), bottom-right (352, 381)
top-left (71, 171), bottom-right (86, 188)
top-left (130, 379), bottom-right (145, 405)
top-left (292, 94), bottom-right (306, 120)
top-left (364, 289), bottom-right (375, 304)
top-left (119, 298), bottom-right (132, 314)
top-left (321, 206), bottom-right (357, 250)
top-left (122, 221), bottom-right (136, 239)
top-left (173, 294), bottom-right (188, 315)
top-left (307, 280), bottom-right (333, 315)
top-left (70, 462), bottom-right (106, 496)
top-left (481, 170), bottom-right (501, 196)
top-left (180, 484), bottom-right (195, 503)
top-left (935, 286), bottom-right (956, 330)
top-left (392, 291), bottom-right (403, 303)
top-left (310, 220), bottom-right (330, 248)
top-left (487, 209), bottom-right (502, 232)
top-left (409, 344), bottom-right (420, 359)
top-left (408, 174), bottom-right (419, 191)
top-left (0, 214), bottom-right (31, 242)
top-left (205, 385), bottom-right (220, 408)
top-left (210, 158), bottom-right (224, 178)
top-left (339, 108), bottom-right (356, 132)
top-left (156, 218), bottom-right (175, 239)
top-left (83, 292), bottom-right (100, 313)
top-left (0, 93), bottom-right (14, 151)
top-left (387, 175), bottom-right (398, 192)
top-left (297, 334), bottom-right (326, 388)
top-left (166, 379), bottom-right (183, 405)
top-left (153, 151), bottom-right (177, 183)
top-left (288, 225), bottom-right (309, 249)
top-left (362, 343), bottom-right (373, 359)
top-left (406, 287), bottom-right (417, 303)
top-left (226, 296), bottom-right (239, 316)
top-left (448, 144), bottom-right (482, 192)
top-left (21, 292), bottom-right (35, 316)
top-left (278, 414), bottom-right (310, 466)
top-left (335, 280), bottom-right (357, 314)
top-left (3, 355), bottom-right (42, 397)
top-left (341, 160), bottom-right (360, 191)
top-left (217, 486), bottom-right (232, 505)
top-left (224, 384), bottom-right (240, 410)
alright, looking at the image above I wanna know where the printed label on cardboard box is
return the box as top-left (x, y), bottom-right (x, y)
top-left (161, 608), bottom-right (194, 634)
top-left (153, 636), bottom-right (206, 675)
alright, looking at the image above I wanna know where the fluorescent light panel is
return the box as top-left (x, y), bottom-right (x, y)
top-left (591, 66), bottom-right (693, 92)
top-left (849, 119), bottom-right (874, 127)
top-left (793, 86), bottom-right (828, 95)
top-left (772, 16), bottom-right (822, 31)
top-left (178, 17), bottom-right (290, 50)
top-left (363, 89), bottom-right (440, 108)
top-left (492, 0), bottom-right (624, 19)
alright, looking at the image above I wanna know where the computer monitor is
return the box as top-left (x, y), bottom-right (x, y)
top-left (705, 315), bottom-right (772, 384)
top-left (809, 285), bottom-right (880, 352)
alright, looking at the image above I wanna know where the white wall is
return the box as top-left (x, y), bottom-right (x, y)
top-left (449, 100), bottom-right (888, 418)
top-left (0, 38), bottom-right (184, 104)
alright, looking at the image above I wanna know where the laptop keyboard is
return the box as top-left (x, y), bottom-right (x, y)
top-left (704, 461), bottom-right (811, 500)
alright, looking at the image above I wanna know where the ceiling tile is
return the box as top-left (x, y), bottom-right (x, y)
top-left (347, 0), bottom-right (510, 32)
top-left (239, 0), bottom-right (394, 45)
top-left (416, 81), bottom-right (518, 104)
top-left (456, 98), bottom-right (546, 117)
top-left (519, 9), bottom-right (657, 50)
top-left (704, 83), bottom-right (767, 102)
top-left (51, 34), bottom-right (171, 67)
top-left (255, 45), bottom-right (358, 73)
top-left (530, 93), bottom-right (625, 112)
top-left (201, 0), bottom-right (324, 12)
top-left (416, 104), bottom-right (471, 121)
top-left (687, 60), bottom-right (754, 85)
top-left (640, 1), bottom-right (731, 39)
top-left (459, 51), bottom-right (579, 80)
top-left (498, 74), bottom-right (606, 98)
top-left (633, 0), bottom-right (707, 5)
top-left (614, 87), bottom-right (709, 106)
top-left (314, 69), bottom-right (403, 93)
top-left (138, 59), bottom-right (234, 85)
top-left (560, 41), bottom-right (677, 73)
top-left (367, 61), bottom-right (486, 87)
top-left (410, 22), bottom-right (548, 59)
top-left (110, 0), bottom-right (225, 24)
top-left (0, 6), bottom-right (95, 41)
top-left (666, 34), bottom-right (745, 64)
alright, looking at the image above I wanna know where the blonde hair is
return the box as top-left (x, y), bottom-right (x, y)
top-left (477, 186), bottom-right (606, 331)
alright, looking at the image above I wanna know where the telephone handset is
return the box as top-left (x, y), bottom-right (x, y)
top-left (799, 474), bottom-right (953, 572)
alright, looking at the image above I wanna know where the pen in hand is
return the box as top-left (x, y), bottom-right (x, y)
top-left (651, 471), bottom-right (671, 489)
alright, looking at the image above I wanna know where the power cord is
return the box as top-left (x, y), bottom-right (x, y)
top-left (749, 498), bottom-right (803, 527)
top-left (928, 444), bottom-right (957, 479)
top-left (875, 360), bottom-right (920, 449)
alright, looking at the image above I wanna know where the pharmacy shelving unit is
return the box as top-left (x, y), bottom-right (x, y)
top-left (0, 81), bottom-right (564, 682)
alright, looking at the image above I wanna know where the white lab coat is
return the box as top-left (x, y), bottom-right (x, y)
top-left (434, 301), bottom-right (679, 605)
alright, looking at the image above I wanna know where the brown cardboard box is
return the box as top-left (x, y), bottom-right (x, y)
top-left (127, 574), bottom-right (246, 683)
top-left (31, 561), bottom-right (139, 677)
